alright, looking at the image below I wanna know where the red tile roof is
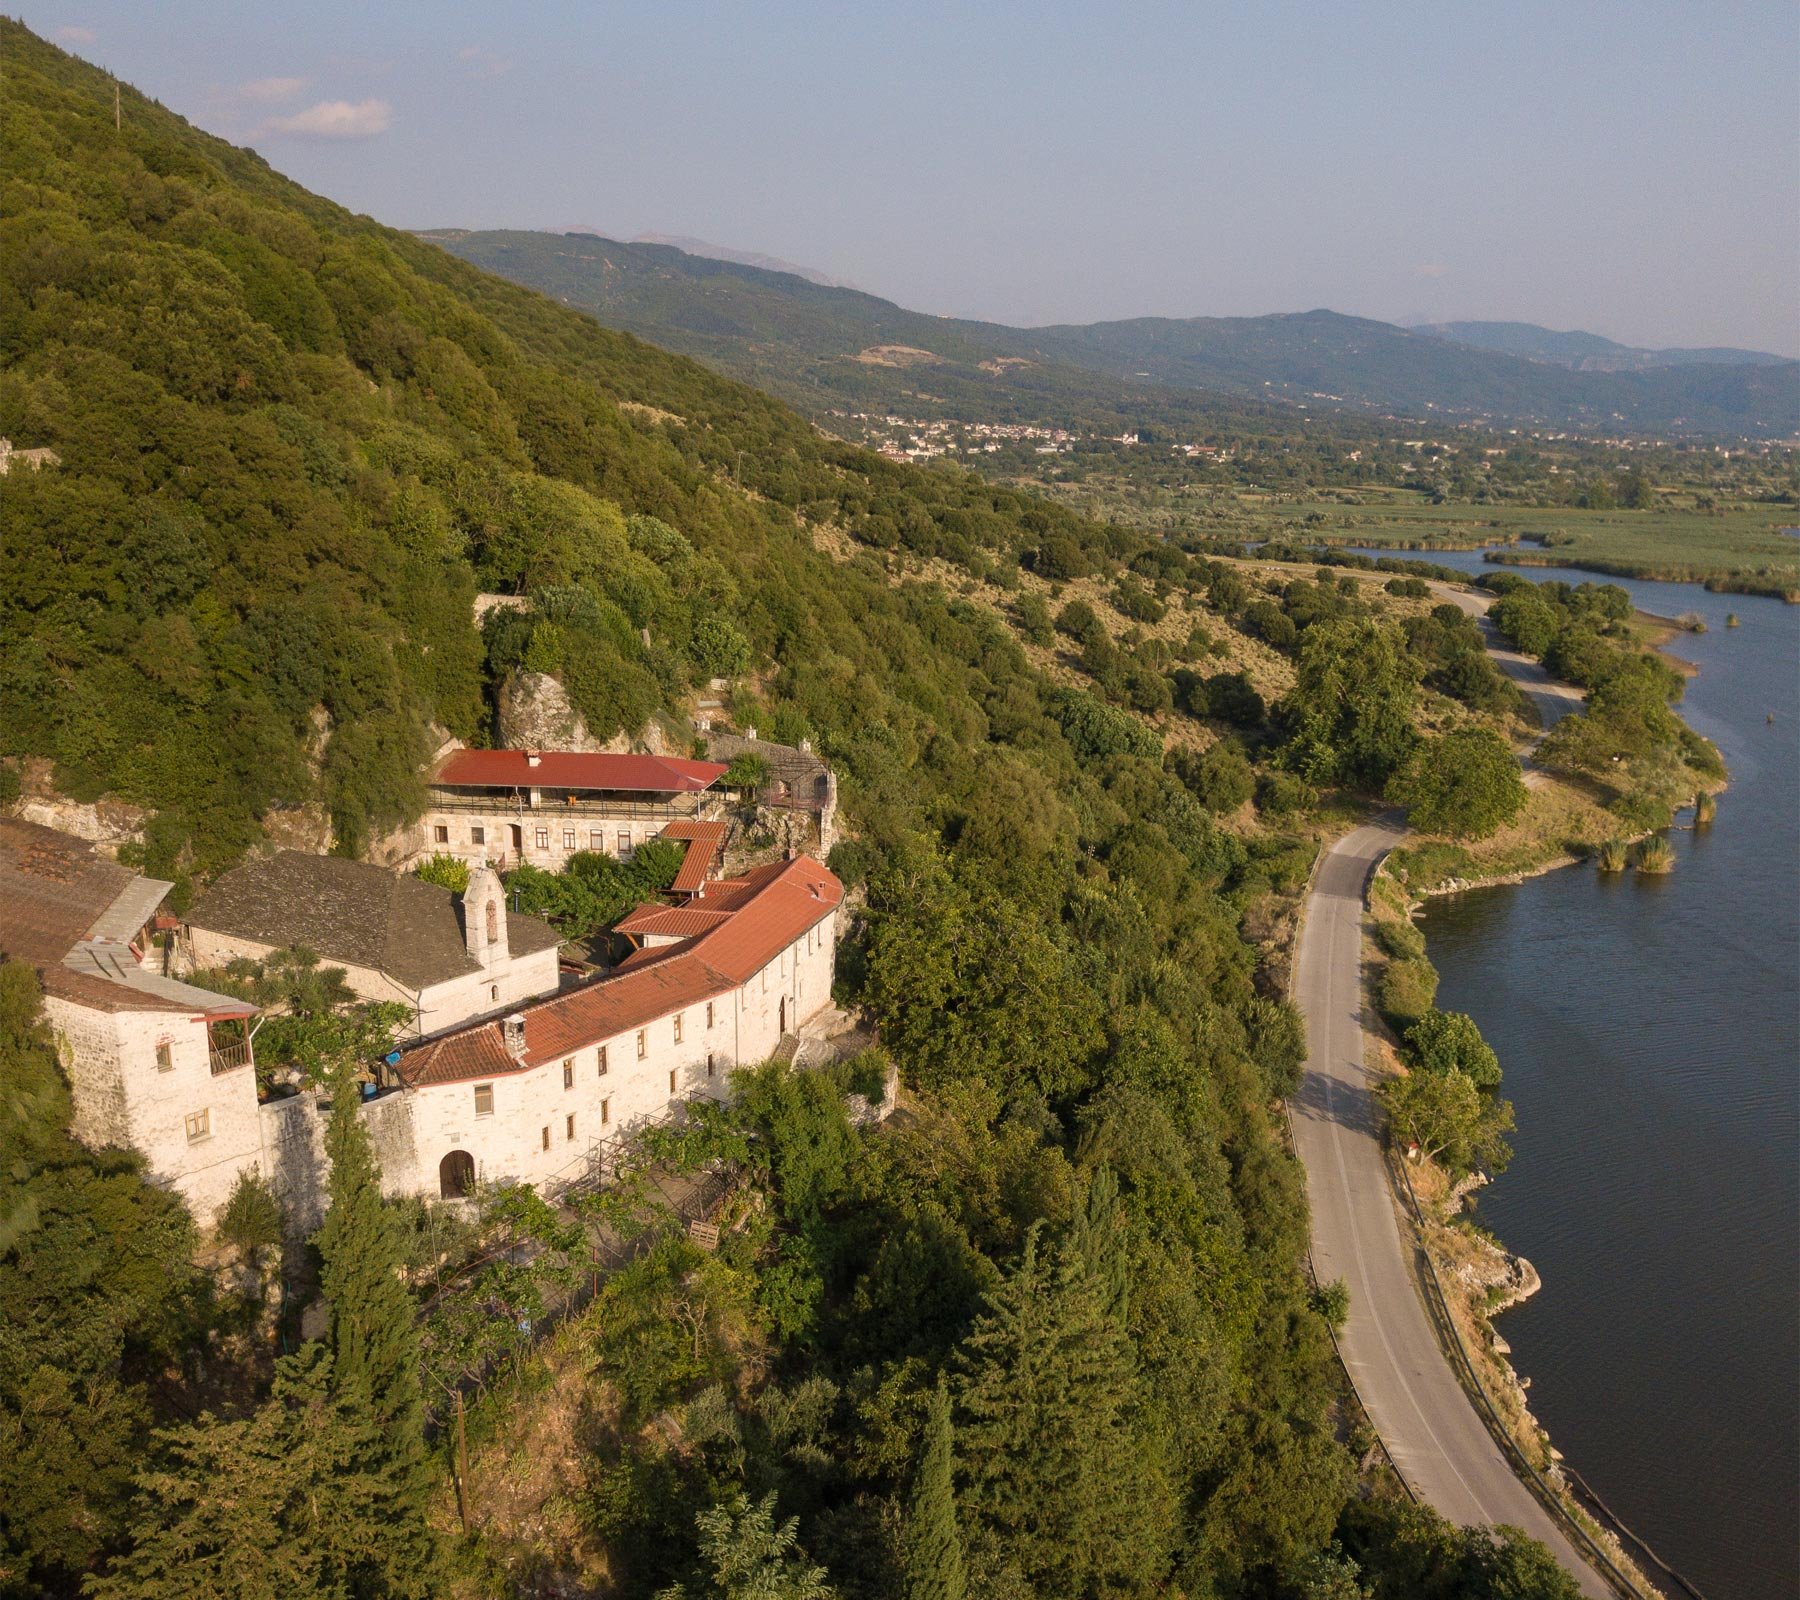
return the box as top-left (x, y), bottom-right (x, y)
top-left (433, 750), bottom-right (726, 794)
top-left (396, 855), bottom-right (841, 1089)
top-left (613, 904), bottom-right (734, 939)
top-left (662, 819), bottom-right (727, 895)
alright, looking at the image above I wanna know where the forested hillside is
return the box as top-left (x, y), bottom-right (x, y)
top-left (432, 228), bottom-right (1800, 437)
top-left (1, 24), bottom-right (1585, 1600)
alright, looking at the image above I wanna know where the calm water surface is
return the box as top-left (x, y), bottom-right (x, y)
top-left (1352, 547), bottom-right (1799, 1599)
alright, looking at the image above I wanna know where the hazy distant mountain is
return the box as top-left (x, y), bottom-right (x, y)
top-left (629, 232), bottom-right (845, 287)
top-left (424, 229), bottom-right (1800, 437)
top-left (1413, 320), bottom-right (1789, 373)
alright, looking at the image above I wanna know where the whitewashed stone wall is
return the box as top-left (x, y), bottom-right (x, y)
top-left (415, 805), bottom-right (718, 873)
top-left (181, 928), bottom-right (559, 1039)
top-left (46, 995), bottom-right (262, 1222)
top-left (47, 910), bottom-right (837, 1224)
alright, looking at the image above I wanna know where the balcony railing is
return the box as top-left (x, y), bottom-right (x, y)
top-left (209, 1040), bottom-right (254, 1076)
top-left (423, 791), bottom-right (719, 822)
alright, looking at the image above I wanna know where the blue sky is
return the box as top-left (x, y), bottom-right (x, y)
top-left (21, 1), bottom-right (1800, 354)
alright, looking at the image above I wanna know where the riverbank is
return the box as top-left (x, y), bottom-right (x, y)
top-left (1361, 869), bottom-right (1664, 1599)
top-left (1340, 548), bottom-right (1799, 1597)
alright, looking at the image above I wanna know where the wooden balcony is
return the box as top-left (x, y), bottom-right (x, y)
top-left (208, 1039), bottom-right (254, 1076)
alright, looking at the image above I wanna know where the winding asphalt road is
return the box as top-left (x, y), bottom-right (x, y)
top-left (1289, 581), bottom-right (1611, 1596)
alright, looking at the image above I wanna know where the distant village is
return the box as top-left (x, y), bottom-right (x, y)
top-left (828, 409), bottom-right (1236, 466)
top-left (1, 730), bottom-right (859, 1229)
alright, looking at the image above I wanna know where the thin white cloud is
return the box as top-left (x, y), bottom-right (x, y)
top-left (56, 25), bottom-right (97, 44)
top-left (1413, 263), bottom-right (1450, 280)
top-left (238, 75), bottom-right (309, 103)
top-left (263, 98), bottom-right (393, 140)
top-left (457, 45), bottom-right (513, 78)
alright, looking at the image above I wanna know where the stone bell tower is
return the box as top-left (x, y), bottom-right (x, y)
top-left (461, 864), bottom-right (510, 968)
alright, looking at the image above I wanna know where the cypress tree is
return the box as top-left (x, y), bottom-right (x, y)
top-left (315, 1062), bottom-right (438, 1592)
top-left (952, 1227), bottom-right (1176, 1598)
top-left (319, 1063), bottom-right (423, 1442)
top-left (902, 1384), bottom-right (965, 1600)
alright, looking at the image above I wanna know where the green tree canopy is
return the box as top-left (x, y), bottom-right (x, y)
top-left (1386, 727), bottom-right (1526, 840)
top-left (1279, 619), bottom-right (1420, 792)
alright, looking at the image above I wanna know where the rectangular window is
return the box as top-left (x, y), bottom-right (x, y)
top-left (562, 1059), bottom-right (574, 1089)
top-left (434, 823), bottom-right (449, 844)
top-left (668, 1069), bottom-right (677, 1096)
top-left (672, 1012), bottom-right (684, 1044)
top-left (155, 1041), bottom-right (173, 1071)
top-left (636, 1029), bottom-right (647, 1060)
top-left (474, 1083), bottom-right (494, 1117)
top-left (535, 828), bottom-right (550, 850)
top-left (706, 1001), bottom-right (715, 1029)
top-left (590, 829), bottom-right (604, 850)
top-left (707, 1052), bottom-right (716, 1078)
top-left (541, 1125), bottom-right (550, 1152)
top-left (597, 1045), bottom-right (609, 1077)
top-left (617, 832), bottom-right (633, 858)
top-left (470, 825), bottom-right (486, 845)
top-left (601, 1097), bottom-right (611, 1126)
top-left (565, 1113), bottom-right (576, 1142)
top-left (563, 828), bottom-right (576, 850)
top-left (184, 1109), bottom-right (210, 1142)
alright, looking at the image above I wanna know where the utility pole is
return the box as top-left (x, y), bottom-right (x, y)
top-left (453, 1388), bottom-right (471, 1534)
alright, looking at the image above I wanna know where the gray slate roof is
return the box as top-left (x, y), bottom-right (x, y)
top-left (186, 852), bottom-right (560, 991)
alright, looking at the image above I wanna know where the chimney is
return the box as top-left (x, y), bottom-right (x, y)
top-left (744, 726), bottom-right (757, 741)
top-left (798, 737), bottom-right (813, 754)
top-left (526, 752), bottom-right (542, 768)
top-left (501, 1014), bottom-right (527, 1059)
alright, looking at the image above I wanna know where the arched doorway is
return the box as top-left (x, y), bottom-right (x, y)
top-left (439, 1149), bottom-right (475, 1199)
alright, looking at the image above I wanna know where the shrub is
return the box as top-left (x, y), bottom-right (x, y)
top-left (1633, 835), bottom-right (1676, 874)
top-left (216, 1169), bottom-right (284, 1263)
top-left (1309, 1279), bottom-right (1350, 1330)
top-left (691, 615), bottom-right (752, 678)
top-left (1254, 770), bottom-right (1316, 817)
top-left (723, 752), bottom-right (771, 791)
top-left (1243, 599), bottom-right (1297, 651)
top-left (1013, 592), bottom-right (1054, 646)
top-left (1169, 739), bottom-right (1255, 814)
top-left (1595, 838), bottom-right (1628, 872)
top-left (1377, 958), bottom-right (1439, 1028)
top-left (1404, 1008), bottom-right (1501, 1090)
top-left (413, 853), bottom-right (471, 894)
top-left (1384, 577), bottom-right (1431, 599)
top-left (1374, 917), bottom-right (1426, 963)
top-left (1055, 599), bottom-right (1102, 643)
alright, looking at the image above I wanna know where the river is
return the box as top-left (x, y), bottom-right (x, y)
top-left (1349, 547), bottom-right (1799, 1599)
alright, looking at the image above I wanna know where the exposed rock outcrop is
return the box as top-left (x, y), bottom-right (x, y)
top-left (496, 670), bottom-right (601, 752)
top-left (11, 758), bottom-right (145, 854)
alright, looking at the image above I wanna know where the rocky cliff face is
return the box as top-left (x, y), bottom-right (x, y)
top-left (11, 757), bottom-right (145, 854)
top-left (496, 670), bottom-right (601, 752)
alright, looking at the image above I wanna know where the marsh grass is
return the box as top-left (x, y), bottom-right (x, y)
top-left (1694, 791), bottom-right (1717, 825)
top-left (1595, 838), bottom-right (1629, 872)
top-left (1633, 835), bottom-right (1676, 874)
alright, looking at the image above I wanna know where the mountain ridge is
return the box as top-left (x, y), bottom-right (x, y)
top-left (1411, 319), bottom-right (1789, 372)
top-left (424, 228), bottom-right (1799, 438)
